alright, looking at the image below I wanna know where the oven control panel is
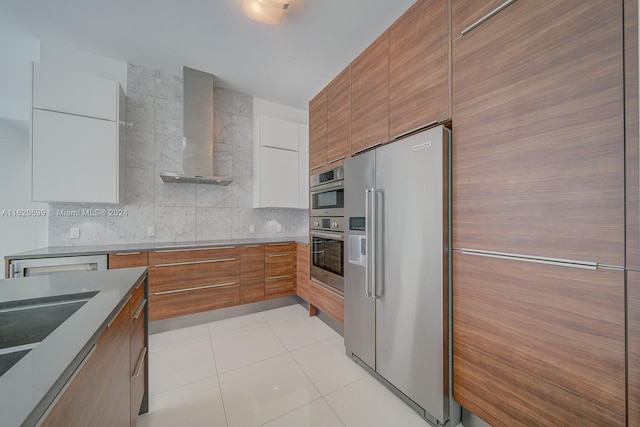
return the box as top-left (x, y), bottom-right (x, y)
top-left (311, 216), bottom-right (344, 232)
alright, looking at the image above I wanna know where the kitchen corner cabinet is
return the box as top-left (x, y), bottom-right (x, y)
top-left (265, 243), bottom-right (296, 299)
top-left (254, 115), bottom-right (303, 208)
top-left (350, 31), bottom-right (389, 155)
top-left (240, 245), bottom-right (265, 304)
top-left (389, 0), bottom-right (449, 138)
top-left (31, 63), bottom-right (126, 204)
top-left (326, 66), bottom-right (351, 163)
top-left (39, 298), bottom-right (131, 427)
top-left (309, 89), bottom-right (328, 171)
top-left (148, 247), bottom-right (240, 321)
top-left (296, 244), bottom-right (310, 303)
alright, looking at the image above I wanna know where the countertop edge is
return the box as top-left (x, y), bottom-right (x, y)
top-left (5, 237), bottom-right (309, 261)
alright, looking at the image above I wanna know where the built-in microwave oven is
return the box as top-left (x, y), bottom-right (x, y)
top-left (310, 167), bottom-right (344, 216)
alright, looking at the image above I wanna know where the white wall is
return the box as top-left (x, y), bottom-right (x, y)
top-left (0, 121), bottom-right (41, 261)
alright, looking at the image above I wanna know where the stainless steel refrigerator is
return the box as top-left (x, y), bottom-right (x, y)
top-left (344, 125), bottom-right (459, 427)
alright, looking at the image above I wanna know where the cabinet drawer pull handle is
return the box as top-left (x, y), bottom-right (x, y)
top-left (267, 254), bottom-right (290, 258)
top-left (461, 0), bottom-right (517, 36)
top-left (244, 245), bottom-right (261, 248)
top-left (393, 121), bottom-right (438, 140)
top-left (37, 344), bottom-right (98, 425)
top-left (153, 282), bottom-right (237, 296)
top-left (154, 258), bottom-right (236, 267)
top-left (133, 347), bottom-right (147, 379)
top-left (352, 141), bottom-right (383, 156)
top-left (268, 243), bottom-right (290, 246)
top-left (155, 246), bottom-right (236, 253)
top-left (457, 248), bottom-right (599, 270)
top-left (132, 299), bottom-right (147, 320)
top-left (267, 274), bottom-right (293, 280)
top-left (114, 252), bottom-right (142, 256)
top-left (108, 294), bottom-right (131, 328)
top-left (311, 280), bottom-right (344, 299)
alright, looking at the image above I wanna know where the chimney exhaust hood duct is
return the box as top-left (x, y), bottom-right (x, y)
top-left (159, 67), bottom-right (233, 186)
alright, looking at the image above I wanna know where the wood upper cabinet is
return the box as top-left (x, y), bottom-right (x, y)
top-left (240, 245), bottom-right (265, 304)
top-left (453, 252), bottom-right (626, 426)
top-left (452, 0), bottom-right (625, 266)
top-left (351, 31), bottom-right (389, 155)
top-left (451, 0), bottom-right (512, 39)
top-left (326, 65), bottom-right (351, 163)
top-left (389, 0), bottom-right (449, 138)
top-left (309, 89), bottom-right (328, 171)
top-left (296, 244), bottom-right (310, 303)
top-left (626, 0), bottom-right (639, 271)
top-left (40, 299), bottom-right (131, 427)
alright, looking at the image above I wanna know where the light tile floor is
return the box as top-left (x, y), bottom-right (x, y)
top-left (137, 304), bottom-right (430, 427)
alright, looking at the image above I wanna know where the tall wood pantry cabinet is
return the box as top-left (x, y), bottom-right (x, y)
top-left (451, 0), bottom-right (626, 426)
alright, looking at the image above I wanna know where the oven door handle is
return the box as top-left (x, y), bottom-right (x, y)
top-left (310, 231), bottom-right (344, 241)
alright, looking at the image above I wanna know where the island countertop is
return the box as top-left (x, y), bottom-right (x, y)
top-left (0, 267), bottom-right (148, 427)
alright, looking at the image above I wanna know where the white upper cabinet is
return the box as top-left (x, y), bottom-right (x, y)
top-left (31, 63), bottom-right (125, 204)
top-left (254, 115), bottom-right (308, 209)
top-left (259, 115), bottom-right (300, 151)
top-left (32, 64), bottom-right (119, 121)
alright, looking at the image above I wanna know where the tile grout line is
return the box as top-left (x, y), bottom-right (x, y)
top-left (207, 326), bottom-right (230, 427)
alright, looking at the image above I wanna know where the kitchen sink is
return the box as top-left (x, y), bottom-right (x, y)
top-left (0, 291), bottom-right (98, 376)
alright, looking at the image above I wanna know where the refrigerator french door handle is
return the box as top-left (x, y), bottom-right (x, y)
top-left (371, 188), bottom-right (381, 300)
top-left (365, 188), bottom-right (371, 298)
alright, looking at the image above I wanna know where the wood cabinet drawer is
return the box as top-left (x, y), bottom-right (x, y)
top-left (240, 245), bottom-right (265, 304)
top-left (108, 252), bottom-right (148, 269)
top-left (265, 275), bottom-right (295, 300)
top-left (265, 243), bottom-right (296, 256)
top-left (296, 244), bottom-right (310, 303)
top-left (310, 280), bottom-right (344, 325)
top-left (149, 259), bottom-right (239, 294)
top-left (130, 347), bottom-right (146, 427)
top-left (265, 254), bottom-right (294, 277)
top-left (148, 247), bottom-right (239, 265)
top-left (129, 281), bottom-right (145, 319)
top-left (149, 283), bottom-right (240, 321)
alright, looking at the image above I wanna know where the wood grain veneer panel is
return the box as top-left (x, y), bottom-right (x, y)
top-left (629, 270), bottom-right (640, 425)
top-left (265, 276), bottom-right (295, 299)
top-left (41, 302), bottom-right (131, 427)
top-left (453, 252), bottom-right (626, 426)
top-left (626, 0), bottom-right (639, 271)
top-left (389, 0), bottom-right (449, 137)
top-left (327, 65), bottom-right (351, 163)
top-left (148, 247), bottom-right (239, 265)
top-left (452, 0), bottom-right (624, 266)
top-left (296, 244), bottom-right (310, 303)
top-left (149, 284), bottom-right (240, 321)
top-left (240, 245), bottom-right (265, 304)
top-left (108, 252), bottom-right (148, 269)
top-left (148, 259), bottom-right (239, 294)
top-left (309, 281), bottom-right (343, 325)
top-left (351, 31), bottom-right (389, 154)
top-left (309, 89), bottom-right (328, 171)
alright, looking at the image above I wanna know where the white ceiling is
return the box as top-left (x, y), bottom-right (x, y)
top-left (3, 0), bottom-right (416, 110)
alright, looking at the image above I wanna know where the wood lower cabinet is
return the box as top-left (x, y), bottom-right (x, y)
top-left (351, 30), bottom-right (389, 155)
top-left (309, 89), bottom-right (328, 171)
top-left (108, 252), bottom-right (148, 269)
top-left (129, 282), bottom-right (147, 426)
top-left (326, 66), bottom-right (351, 163)
top-left (265, 243), bottom-right (296, 299)
top-left (296, 244), bottom-right (310, 303)
top-left (452, 0), bottom-right (625, 267)
top-left (309, 280), bottom-right (343, 325)
top-left (148, 247), bottom-right (240, 321)
top-left (389, 0), bottom-right (449, 137)
top-left (240, 245), bottom-right (265, 304)
top-left (40, 299), bottom-right (131, 427)
top-left (453, 252), bottom-right (626, 426)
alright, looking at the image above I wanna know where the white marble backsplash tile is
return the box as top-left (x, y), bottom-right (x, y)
top-left (48, 64), bottom-right (308, 246)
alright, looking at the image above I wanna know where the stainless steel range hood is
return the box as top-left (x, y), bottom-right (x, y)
top-left (159, 67), bottom-right (233, 186)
